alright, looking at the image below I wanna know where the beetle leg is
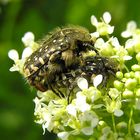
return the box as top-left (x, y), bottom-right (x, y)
top-left (49, 85), bottom-right (65, 98)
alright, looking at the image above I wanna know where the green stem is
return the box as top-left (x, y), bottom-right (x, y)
top-left (128, 106), bottom-right (133, 136)
top-left (112, 113), bottom-right (116, 133)
top-left (124, 64), bottom-right (129, 73)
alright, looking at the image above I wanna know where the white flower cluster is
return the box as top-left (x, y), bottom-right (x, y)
top-left (8, 12), bottom-right (140, 139)
top-left (34, 77), bottom-right (102, 139)
top-left (90, 12), bottom-right (132, 71)
top-left (8, 32), bottom-right (39, 75)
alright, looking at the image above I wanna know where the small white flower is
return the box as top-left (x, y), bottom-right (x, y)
top-left (77, 77), bottom-right (88, 90)
top-left (79, 111), bottom-right (99, 135)
top-left (8, 32), bottom-right (38, 74)
top-left (91, 12), bottom-right (114, 35)
top-left (93, 74), bottom-right (103, 88)
top-left (8, 49), bottom-right (23, 72)
top-left (114, 109), bottom-right (124, 117)
top-left (8, 48), bottom-right (31, 73)
top-left (108, 88), bottom-right (120, 100)
top-left (121, 21), bottom-right (137, 38)
top-left (22, 32), bottom-right (35, 47)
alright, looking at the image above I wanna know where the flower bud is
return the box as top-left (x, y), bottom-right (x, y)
top-left (122, 90), bottom-right (134, 98)
top-left (134, 71), bottom-right (140, 79)
top-left (131, 64), bottom-right (140, 71)
top-left (134, 43), bottom-right (140, 53)
top-left (124, 73), bottom-right (131, 78)
top-left (129, 71), bottom-right (135, 78)
top-left (116, 122), bottom-right (127, 132)
top-left (113, 80), bottom-right (124, 91)
top-left (116, 71), bottom-right (123, 79)
top-left (136, 52), bottom-right (140, 62)
top-left (136, 88), bottom-right (140, 98)
top-left (125, 78), bottom-right (137, 90)
top-left (98, 121), bottom-right (107, 130)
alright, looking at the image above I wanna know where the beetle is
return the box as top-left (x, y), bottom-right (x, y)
top-left (23, 27), bottom-right (96, 94)
top-left (23, 26), bottom-right (117, 98)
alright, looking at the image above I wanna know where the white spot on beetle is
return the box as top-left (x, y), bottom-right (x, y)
top-left (39, 48), bottom-right (42, 52)
top-left (30, 64), bottom-right (38, 71)
top-left (39, 57), bottom-right (45, 64)
top-left (53, 40), bottom-right (56, 43)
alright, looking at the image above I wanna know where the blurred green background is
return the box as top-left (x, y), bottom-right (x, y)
top-left (0, 0), bottom-right (140, 140)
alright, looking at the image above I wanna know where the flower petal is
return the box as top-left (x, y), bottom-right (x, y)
top-left (94, 38), bottom-right (105, 48)
top-left (121, 31), bottom-right (132, 38)
top-left (22, 47), bottom-right (33, 59)
top-left (103, 12), bottom-right (111, 24)
top-left (77, 77), bottom-right (88, 90)
top-left (123, 55), bottom-right (132, 60)
top-left (91, 15), bottom-right (98, 26)
top-left (66, 104), bottom-right (76, 117)
top-left (125, 39), bottom-right (135, 49)
top-left (57, 132), bottom-right (69, 140)
top-left (134, 123), bottom-right (140, 133)
top-left (127, 21), bottom-right (137, 32)
top-left (93, 74), bottom-right (103, 88)
top-left (111, 37), bottom-right (120, 48)
top-left (114, 109), bottom-right (124, 117)
top-left (9, 65), bottom-right (19, 72)
top-left (76, 92), bottom-right (90, 112)
top-left (81, 127), bottom-right (93, 135)
top-left (22, 32), bottom-right (35, 47)
top-left (8, 49), bottom-right (19, 61)
top-left (108, 25), bottom-right (114, 34)
top-left (90, 32), bottom-right (99, 39)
